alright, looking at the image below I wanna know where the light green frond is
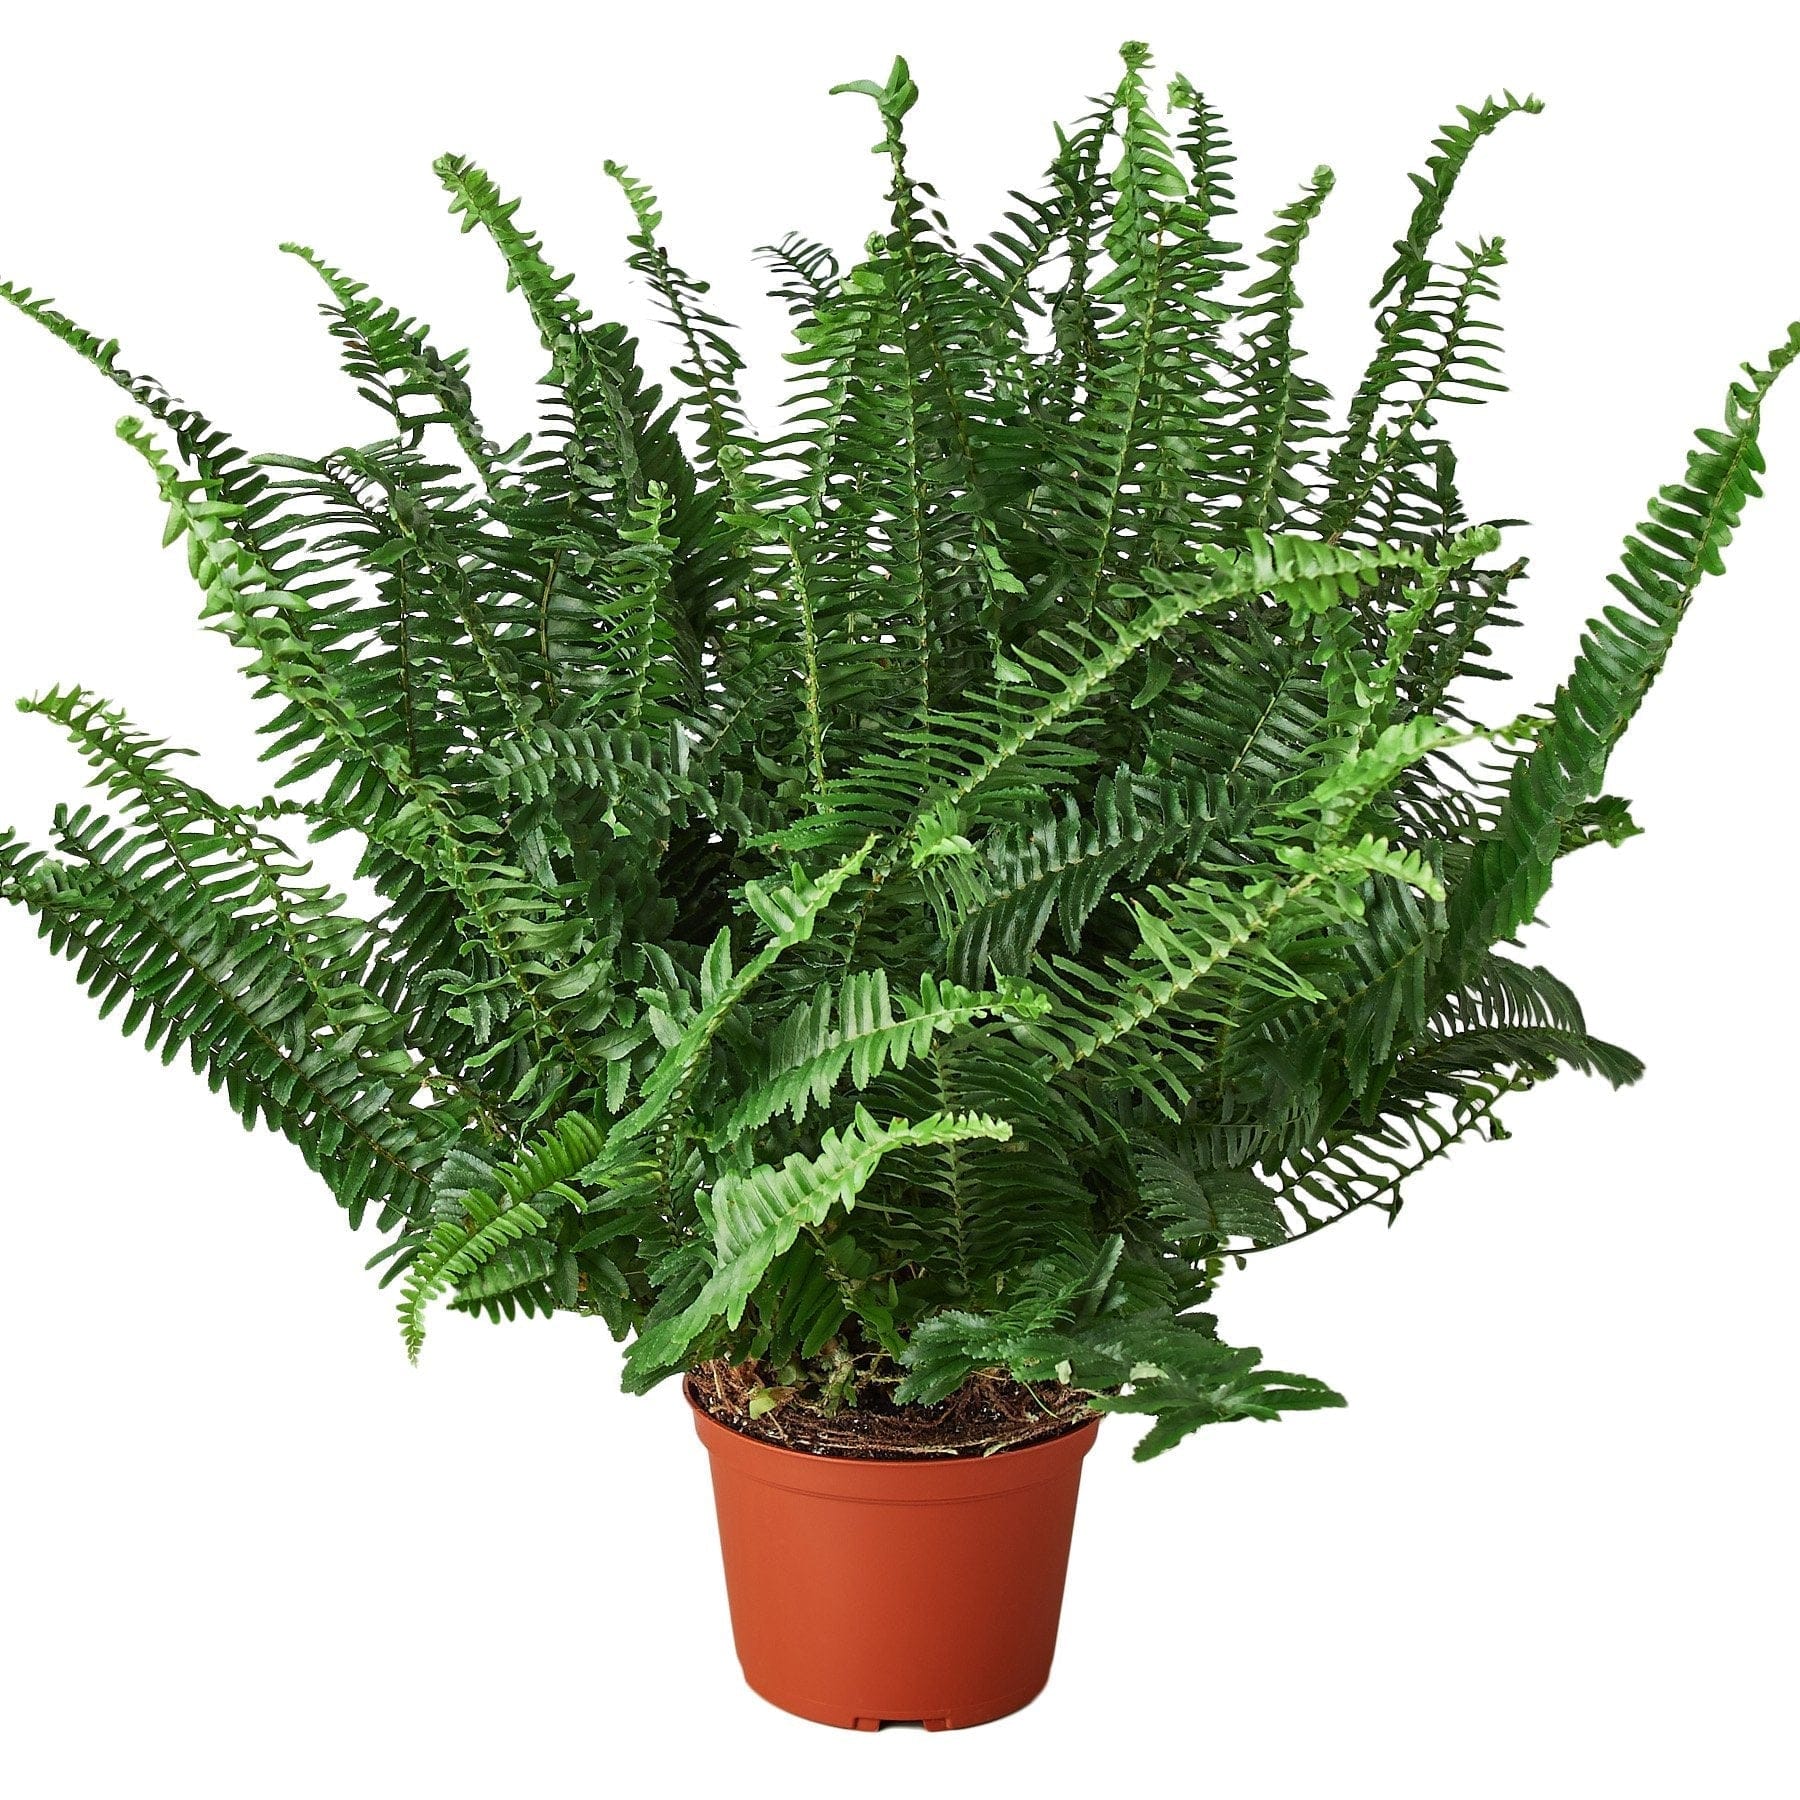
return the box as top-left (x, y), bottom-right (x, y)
top-left (716, 970), bottom-right (1037, 1141)
top-left (623, 1107), bottom-right (1013, 1385)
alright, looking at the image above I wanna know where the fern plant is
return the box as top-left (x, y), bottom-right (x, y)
top-left (3, 45), bottom-right (1790, 1460)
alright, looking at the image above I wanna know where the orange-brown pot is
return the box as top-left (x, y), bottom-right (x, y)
top-left (687, 1379), bottom-right (1100, 1731)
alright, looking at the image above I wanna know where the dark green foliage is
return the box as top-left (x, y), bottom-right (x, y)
top-left (3, 49), bottom-right (1789, 1458)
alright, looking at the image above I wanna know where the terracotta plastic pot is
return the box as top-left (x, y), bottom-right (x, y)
top-left (687, 1379), bottom-right (1100, 1731)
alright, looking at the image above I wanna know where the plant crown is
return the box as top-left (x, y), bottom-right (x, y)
top-left (3, 45), bottom-right (1791, 1457)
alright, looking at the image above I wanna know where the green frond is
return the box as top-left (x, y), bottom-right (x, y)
top-left (786, 533), bottom-right (1446, 866)
top-left (1230, 165), bottom-right (1336, 538)
top-left (831, 58), bottom-right (1028, 697)
top-left (895, 1243), bottom-right (1126, 1403)
top-left (1371, 93), bottom-right (1542, 312)
top-left (21, 685), bottom-right (406, 1051)
top-left (1323, 237), bottom-right (1511, 544)
top-left (1037, 47), bottom-right (1240, 603)
top-left (396, 1110), bottom-right (611, 1356)
top-left (1404, 1023), bottom-right (1643, 1090)
top-left (759, 233), bottom-right (840, 317)
top-left (6, 798), bottom-right (450, 1231)
top-left (1084, 1318), bottom-right (1346, 1460)
top-left (1266, 1065), bottom-right (1529, 1242)
top-left (898, 1243), bottom-right (1343, 1459)
top-left (1444, 325), bottom-right (1800, 965)
top-left (400, 1191), bottom-right (551, 1360)
top-left (435, 151), bottom-right (741, 687)
top-left (611, 842), bottom-right (873, 1143)
top-left (944, 770), bottom-right (1230, 983)
top-left (716, 970), bottom-right (1036, 1142)
top-left (622, 1106), bottom-right (1013, 1387)
top-left (1136, 1147), bottom-right (1287, 1248)
top-left (1310, 92), bottom-right (1541, 550)
top-left (0, 279), bottom-right (273, 544)
top-left (279, 244), bottom-right (504, 481)
top-left (605, 160), bottom-right (757, 496)
top-left (1028, 868), bottom-right (1327, 1120)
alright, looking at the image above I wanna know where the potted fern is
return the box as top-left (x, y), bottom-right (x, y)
top-left (2, 42), bottom-right (1790, 1732)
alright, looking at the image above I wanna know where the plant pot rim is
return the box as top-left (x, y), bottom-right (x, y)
top-left (683, 1372), bottom-right (1101, 1478)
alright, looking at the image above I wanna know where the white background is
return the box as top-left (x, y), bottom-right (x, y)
top-left (1, 3), bottom-right (1794, 1795)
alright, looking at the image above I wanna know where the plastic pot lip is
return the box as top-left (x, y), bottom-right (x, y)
top-left (684, 1373), bottom-right (1101, 1502)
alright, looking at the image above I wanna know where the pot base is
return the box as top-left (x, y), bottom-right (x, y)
top-left (742, 1667), bottom-right (1049, 1732)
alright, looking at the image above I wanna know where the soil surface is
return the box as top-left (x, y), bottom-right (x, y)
top-left (689, 1358), bottom-right (1097, 1460)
